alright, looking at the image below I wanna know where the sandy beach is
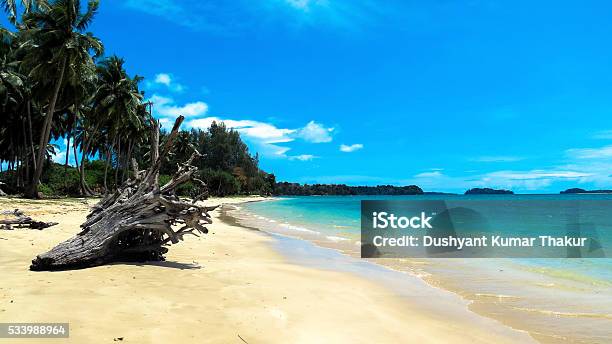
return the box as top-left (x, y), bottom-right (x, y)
top-left (0, 196), bottom-right (535, 343)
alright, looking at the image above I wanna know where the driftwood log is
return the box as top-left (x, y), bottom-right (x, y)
top-left (30, 116), bottom-right (216, 271)
top-left (0, 209), bottom-right (58, 230)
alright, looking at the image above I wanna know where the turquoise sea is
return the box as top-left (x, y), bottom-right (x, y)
top-left (232, 195), bottom-right (612, 343)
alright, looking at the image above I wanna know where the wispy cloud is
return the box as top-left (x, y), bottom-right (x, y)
top-left (407, 168), bottom-right (592, 192)
top-left (150, 95), bottom-right (208, 118)
top-left (289, 154), bottom-right (317, 161)
top-left (123, 0), bottom-right (225, 32)
top-left (566, 145), bottom-right (612, 159)
top-left (471, 155), bottom-right (525, 162)
top-left (296, 174), bottom-right (388, 184)
top-left (123, 0), bottom-right (381, 32)
top-left (284, 0), bottom-right (327, 11)
top-left (339, 143), bottom-right (363, 152)
top-left (414, 171), bottom-right (443, 178)
top-left (593, 130), bottom-right (612, 139)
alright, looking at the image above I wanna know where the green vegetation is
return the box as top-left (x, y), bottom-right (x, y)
top-left (274, 183), bottom-right (423, 196)
top-left (0, 0), bottom-right (274, 198)
top-left (464, 188), bottom-right (514, 195)
top-left (560, 188), bottom-right (612, 194)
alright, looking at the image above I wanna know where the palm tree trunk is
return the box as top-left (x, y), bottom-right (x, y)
top-left (123, 140), bottom-right (132, 183)
top-left (28, 57), bottom-right (67, 198)
top-left (26, 101), bottom-right (36, 172)
top-left (73, 139), bottom-right (80, 172)
top-left (103, 147), bottom-right (110, 194)
top-left (79, 136), bottom-right (91, 196)
top-left (114, 139), bottom-right (121, 190)
top-left (65, 126), bottom-right (72, 169)
top-left (79, 143), bottom-right (90, 196)
top-left (64, 115), bottom-right (74, 189)
top-left (21, 118), bottom-right (30, 188)
top-left (79, 124), bottom-right (99, 196)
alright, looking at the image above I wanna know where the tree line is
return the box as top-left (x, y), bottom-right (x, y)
top-left (0, 0), bottom-right (274, 197)
top-left (273, 183), bottom-right (423, 196)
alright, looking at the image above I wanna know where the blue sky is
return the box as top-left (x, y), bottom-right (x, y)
top-left (9, 0), bottom-right (612, 193)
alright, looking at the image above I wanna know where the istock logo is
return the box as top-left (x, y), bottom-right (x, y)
top-left (372, 212), bottom-right (433, 229)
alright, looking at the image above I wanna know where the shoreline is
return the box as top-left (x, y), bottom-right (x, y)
top-left (0, 195), bottom-right (535, 343)
top-left (230, 196), bottom-right (612, 344)
top-left (216, 199), bottom-right (538, 343)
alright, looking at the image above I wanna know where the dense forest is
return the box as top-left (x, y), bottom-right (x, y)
top-left (560, 188), bottom-right (612, 194)
top-left (0, 0), bottom-right (274, 197)
top-left (274, 183), bottom-right (423, 196)
top-left (464, 188), bottom-right (514, 195)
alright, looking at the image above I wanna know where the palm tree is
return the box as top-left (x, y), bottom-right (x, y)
top-left (20, 0), bottom-right (103, 197)
top-left (0, 27), bottom-right (32, 188)
top-left (91, 55), bottom-right (146, 191)
top-left (1, 0), bottom-right (48, 25)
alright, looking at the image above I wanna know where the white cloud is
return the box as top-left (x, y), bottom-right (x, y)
top-left (148, 73), bottom-right (184, 93)
top-left (482, 170), bottom-right (591, 180)
top-left (414, 171), bottom-right (443, 178)
top-left (566, 145), bottom-right (612, 159)
top-left (155, 73), bottom-right (172, 86)
top-left (297, 121), bottom-right (334, 143)
top-left (150, 94), bottom-right (208, 118)
top-left (157, 117), bottom-right (173, 130)
top-left (52, 151), bottom-right (66, 163)
top-left (471, 156), bottom-right (524, 162)
top-left (188, 117), bottom-right (295, 144)
top-left (339, 143), bottom-right (363, 152)
top-left (289, 154), bottom-right (316, 161)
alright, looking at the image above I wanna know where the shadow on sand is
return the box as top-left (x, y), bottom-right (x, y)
top-left (110, 260), bottom-right (202, 270)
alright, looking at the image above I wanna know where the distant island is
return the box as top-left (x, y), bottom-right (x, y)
top-left (560, 188), bottom-right (612, 194)
top-left (464, 188), bottom-right (514, 195)
top-left (274, 183), bottom-right (423, 196)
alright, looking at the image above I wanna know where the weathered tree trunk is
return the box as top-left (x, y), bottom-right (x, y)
top-left (1, 210), bottom-right (58, 230)
top-left (30, 116), bottom-right (213, 271)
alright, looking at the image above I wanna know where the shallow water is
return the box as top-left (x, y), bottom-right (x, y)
top-left (235, 195), bottom-right (612, 343)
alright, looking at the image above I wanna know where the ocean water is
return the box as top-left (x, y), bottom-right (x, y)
top-left (233, 195), bottom-right (612, 343)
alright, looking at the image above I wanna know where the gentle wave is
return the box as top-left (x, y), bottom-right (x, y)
top-left (278, 222), bottom-right (320, 234)
top-left (474, 293), bottom-right (521, 300)
top-left (518, 265), bottom-right (612, 287)
top-left (326, 235), bottom-right (350, 242)
top-left (511, 307), bottom-right (612, 320)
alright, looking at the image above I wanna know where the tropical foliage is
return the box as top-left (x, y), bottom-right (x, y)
top-left (0, 0), bottom-right (275, 198)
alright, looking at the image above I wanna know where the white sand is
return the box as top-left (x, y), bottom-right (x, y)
top-left (0, 196), bottom-right (535, 343)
